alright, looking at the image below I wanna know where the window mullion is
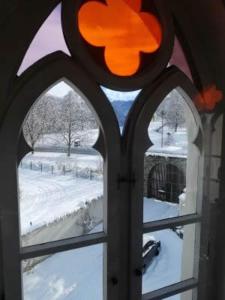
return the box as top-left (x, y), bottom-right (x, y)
top-left (142, 278), bottom-right (198, 300)
top-left (143, 214), bottom-right (201, 234)
top-left (20, 231), bottom-right (107, 260)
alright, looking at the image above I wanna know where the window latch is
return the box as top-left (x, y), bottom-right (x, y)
top-left (111, 277), bottom-right (119, 286)
top-left (134, 268), bottom-right (143, 277)
top-left (117, 173), bottom-right (136, 189)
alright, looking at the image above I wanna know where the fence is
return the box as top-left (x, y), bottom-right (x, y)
top-left (34, 146), bottom-right (97, 156)
top-left (19, 160), bottom-right (103, 181)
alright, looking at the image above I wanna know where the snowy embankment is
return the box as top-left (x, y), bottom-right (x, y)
top-left (22, 196), bottom-right (103, 248)
top-left (19, 169), bottom-right (103, 236)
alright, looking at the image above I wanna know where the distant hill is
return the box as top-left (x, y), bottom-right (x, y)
top-left (110, 100), bottom-right (133, 126)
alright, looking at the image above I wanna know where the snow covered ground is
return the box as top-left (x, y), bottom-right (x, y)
top-left (20, 148), bottom-right (187, 300)
top-left (19, 168), bottom-right (103, 235)
top-left (19, 153), bottom-right (180, 235)
top-left (22, 196), bottom-right (184, 300)
top-left (23, 242), bottom-right (103, 300)
top-left (22, 206), bottom-right (184, 300)
top-left (144, 198), bottom-right (179, 223)
top-left (147, 121), bottom-right (187, 157)
top-left (144, 199), bottom-right (184, 297)
top-left (20, 152), bottom-right (102, 174)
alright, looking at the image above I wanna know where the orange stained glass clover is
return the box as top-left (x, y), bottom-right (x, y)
top-left (78, 0), bottom-right (162, 76)
top-left (195, 85), bottom-right (223, 111)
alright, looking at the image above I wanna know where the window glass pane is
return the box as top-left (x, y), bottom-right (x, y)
top-left (18, 81), bottom-right (103, 247)
top-left (101, 86), bottom-right (140, 131)
top-left (22, 243), bottom-right (104, 300)
top-left (18, 4), bottom-right (70, 75)
top-left (142, 223), bottom-right (197, 294)
top-left (163, 289), bottom-right (195, 299)
top-left (144, 88), bottom-right (200, 223)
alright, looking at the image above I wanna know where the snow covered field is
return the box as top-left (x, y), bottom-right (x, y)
top-left (20, 152), bottom-right (102, 175)
top-left (19, 166), bottom-right (103, 235)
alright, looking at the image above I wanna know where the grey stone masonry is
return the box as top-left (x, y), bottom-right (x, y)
top-left (144, 154), bottom-right (187, 197)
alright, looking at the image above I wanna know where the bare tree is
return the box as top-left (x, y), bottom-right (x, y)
top-left (23, 90), bottom-right (98, 156)
top-left (57, 91), bottom-right (97, 157)
top-left (156, 90), bottom-right (185, 132)
top-left (23, 95), bottom-right (52, 153)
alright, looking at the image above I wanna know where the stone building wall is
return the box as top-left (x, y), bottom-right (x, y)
top-left (144, 154), bottom-right (187, 197)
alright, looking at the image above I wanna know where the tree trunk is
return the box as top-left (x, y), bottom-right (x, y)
top-left (31, 142), bottom-right (35, 154)
top-left (67, 143), bottom-right (71, 157)
top-left (161, 115), bottom-right (164, 148)
top-left (67, 121), bottom-right (72, 157)
top-left (174, 122), bottom-right (178, 132)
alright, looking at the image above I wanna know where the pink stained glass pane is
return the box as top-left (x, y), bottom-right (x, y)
top-left (169, 37), bottom-right (192, 81)
top-left (18, 4), bottom-right (70, 75)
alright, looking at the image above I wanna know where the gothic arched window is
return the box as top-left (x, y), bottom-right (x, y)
top-left (0, 1), bottom-right (214, 300)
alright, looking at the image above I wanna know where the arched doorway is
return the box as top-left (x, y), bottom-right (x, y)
top-left (147, 163), bottom-right (185, 203)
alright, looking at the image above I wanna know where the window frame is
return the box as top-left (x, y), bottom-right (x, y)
top-left (123, 67), bottom-right (204, 300)
top-left (0, 1), bottom-right (212, 299)
top-left (0, 53), bottom-right (122, 300)
top-left (0, 43), bottom-right (207, 300)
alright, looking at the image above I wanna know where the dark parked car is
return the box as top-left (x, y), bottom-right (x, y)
top-left (74, 139), bottom-right (81, 147)
top-left (142, 236), bottom-right (161, 274)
